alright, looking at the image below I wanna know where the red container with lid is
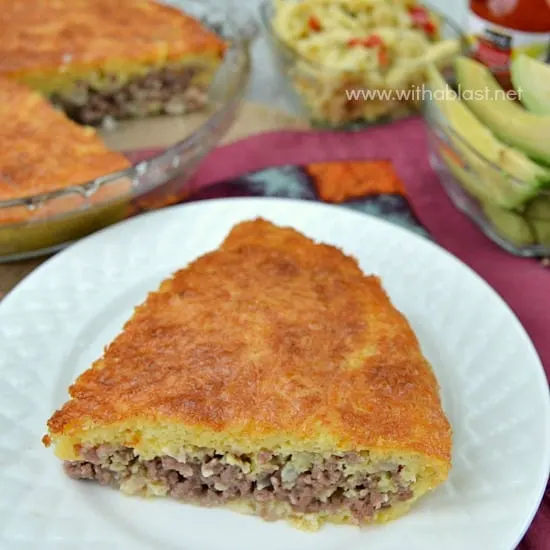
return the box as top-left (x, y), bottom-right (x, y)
top-left (469, 0), bottom-right (550, 75)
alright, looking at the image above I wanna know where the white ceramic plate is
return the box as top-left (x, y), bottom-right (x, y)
top-left (0, 198), bottom-right (548, 550)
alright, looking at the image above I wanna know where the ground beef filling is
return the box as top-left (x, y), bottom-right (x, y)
top-left (51, 66), bottom-right (208, 126)
top-left (64, 446), bottom-right (414, 521)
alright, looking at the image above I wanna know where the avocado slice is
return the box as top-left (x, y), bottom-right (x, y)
top-left (511, 55), bottom-right (550, 116)
top-left (524, 195), bottom-right (550, 246)
top-left (434, 147), bottom-right (536, 246)
top-left (482, 203), bottom-right (535, 246)
top-left (439, 148), bottom-right (494, 203)
top-left (455, 57), bottom-right (550, 166)
top-left (428, 65), bottom-right (550, 207)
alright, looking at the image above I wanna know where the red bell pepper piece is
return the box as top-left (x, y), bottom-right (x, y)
top-left (378, 48), bottom-right (389, 66)
top-left (408, 5), bottom-right (437, 37)
top-left (347, 34), bottom-right (384, 48)
top-left (308, 15), bottom-right (321, 32)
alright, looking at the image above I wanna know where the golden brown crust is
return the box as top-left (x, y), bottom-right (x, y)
top-left (47, 219), bottom-right (451, 463)
top-left (0, 77), bottom-right (130, 212)
top-left (0, 0), bottom-right (225, 78)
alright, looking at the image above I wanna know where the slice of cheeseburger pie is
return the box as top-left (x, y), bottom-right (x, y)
top-left (43, 219), bottom-right (452, 530)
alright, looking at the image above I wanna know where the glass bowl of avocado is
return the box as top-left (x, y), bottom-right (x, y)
top-left (424, 55), bottom-right (550, 257)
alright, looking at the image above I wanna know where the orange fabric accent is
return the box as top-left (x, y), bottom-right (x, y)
top-left (306, 160), bottom-right (406, 203)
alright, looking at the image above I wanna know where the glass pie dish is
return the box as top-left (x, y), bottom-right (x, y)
top-left (260, 0), bottom-right (467, 128)
top-left (0, 0), bottom-right (256, 262)
top-left (424, 85), bottom-right (550, 258)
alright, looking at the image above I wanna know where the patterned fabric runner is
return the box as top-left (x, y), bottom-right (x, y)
top-left (183, 160), bottom-right (430, 239)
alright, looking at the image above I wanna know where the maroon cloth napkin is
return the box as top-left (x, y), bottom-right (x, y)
top-left (189, 118), bottom-right (550, 549)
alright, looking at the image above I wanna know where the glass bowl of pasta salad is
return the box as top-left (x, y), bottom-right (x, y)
top-left (260, 0), bottom-right (468, 127)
